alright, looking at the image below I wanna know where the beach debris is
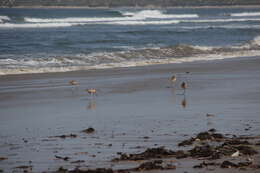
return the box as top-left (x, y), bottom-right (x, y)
top-left (86, 88), bottom-right (97, 96)
top-left (178, 138), bottom-right (195, 147)
top-left (74, 152), bottom-right (88, 155)
top-left (206, 113), bottom-right (215, 117)
top-left (55, 167), bottom-right (115, 173)
top-left (255, 141), bottom-right (260, 145)
top-left (51, 134), bottom-right (77, 139)
top-left (234, 145), bottom-right (258, 155)
top-left (55, 155), bottom-right (70, 161)
top-left (22, 138), bottom-right (28, 143)
top-left (70, 160), bottom-right (85, 164)
top-left (193, 161), bottom-right (219, 168)
top-left (112, 147), bottom-right (176, 161)
top-left (15, 165), bottom-right (33, 171)
top-left (50, 129), bottom-right (260, 173)
top-left (134, 160), bottom-right (176, 171)
top-left (181, 82), bottom-right (187, 94)
top-left (174, 150), bottom-right (189, 159)
top-left (223, 139), bottom-right (250, 145)
top-left (194, 160), bottom-right (253, 169)
top-left (208, 128), bottom-right (216, 132)
top-left (221, 161), bottom-right (239, 168)
top-left (0, 157), bottom-right (7, 161)
top-left (69, 80), bottom-right (78, 85)
top-left (82, 127), bottom-right (95, 134)
top-left (231, 150), bottom-right (240, 157)
top-left (181, 98), bottom-right (187, 108)
top-left (55, 160), bottom-right (176, 172)
top-left (189, 145), bottom-right (215, 158)
top-left (178, 130), bottom-right (224, 146)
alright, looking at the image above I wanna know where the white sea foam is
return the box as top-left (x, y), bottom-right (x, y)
top-left (181, 18), bottom-right (260, 23)
top-left (252, 36), bottom-right (260, 46)
top-left (121, 10), bottom-right (198, 19)
top-left (1, 36), bottom-right (260, 75)
top-left (24, 10), bottom-right (197, 24)
top-left (0, 22), bottom-right (80, 28)
top-left (105, 20), bottom-right (180, 25)
top-left (24, 16), bottom-right (134, 23)
top-left (2, 18), bottom-right (260, 28)
top-left (0, 16), bottom-right (10, 23)
top-left (0, 20), bottom-right (180, 28)
top-left (231, 12), bottom-right (260, 17)
top-left (1, 49), bottom-right (259, 76)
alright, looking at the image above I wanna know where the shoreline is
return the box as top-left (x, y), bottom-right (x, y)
top-left (1, 55), bottom-right (260, 81)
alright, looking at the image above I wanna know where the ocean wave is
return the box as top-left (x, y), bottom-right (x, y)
top-left (0, 16), bottom-right (10, 23)
top-left (1, 36), bottom-right (260, 75)
top-left (0, 22), bottom-right (79, 28)
top-left (105, 20), bottom-right (179, 25)
top-left (181, 18), bottom-right (260, 23)
top-left (120, 10), bottom-right (198, 19)
top-left (1, 19), bottom-right (260, 28)
top-left (24, 16), bottom-right (134, 23)
top-left (1, 50), bottom-right (259, 76)
top-left (23, 10), bottom-right (197, 24)
top-left (230, 12), bottom-right (260, 17)
top-left (0, 20), bottom-right (180, 28)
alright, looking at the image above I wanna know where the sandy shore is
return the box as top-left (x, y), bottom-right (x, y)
top-left (0, 57), bottom-right (260, 172)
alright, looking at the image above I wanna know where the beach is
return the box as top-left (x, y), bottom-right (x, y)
top-left (0, 56), bottom-right (260, 172)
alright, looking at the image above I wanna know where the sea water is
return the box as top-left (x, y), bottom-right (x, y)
top-left (0, 7), bottom-right (260, 75)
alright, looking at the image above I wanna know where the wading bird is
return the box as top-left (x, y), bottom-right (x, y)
top-left (181, 82), bottom-right (187, 94)
top-left (69, 80), bottom-right (78, 85)
top-left (170, 75), bottom-right (176, 83)
top-left (86, 88), bottom-right (97, 96)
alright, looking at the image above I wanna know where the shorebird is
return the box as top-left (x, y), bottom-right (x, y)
top-left (181, 82), bottom-right (187, 94)
top-left (170, 74), bottom-right (177, 88)
top-left (86, 88), bottom-right (97, 96)
top-left (69, 80), bottom-right (78, 85)
top-left (181, 98), bottom-right (187, 108)
top-left (170, 75), bottom-right (177, 83)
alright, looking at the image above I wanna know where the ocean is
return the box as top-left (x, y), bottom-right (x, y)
top-left (0, 7), bottom-right (260, 75)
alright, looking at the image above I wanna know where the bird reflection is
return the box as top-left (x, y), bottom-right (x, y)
top-left (181, 98), bottom-right (187, 108)
top-left (181, 82), bottom-right (187, 95)
top-left (181, 96), bottom-right (187, 108)
top-left (170, 74), bottom-right (177, 88)
top-left (87, 100), bottom-right (96, 110)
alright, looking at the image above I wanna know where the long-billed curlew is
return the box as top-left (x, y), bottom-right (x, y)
top-left (170, 74), bottom-right (177, 88)
top-left (69, 80), bottom-right (78, 85)
top-left (181, 82), bottom-right (187, 94)
top-left (170, 75), bottom-right (176, 83)
top-left (86, 88), bottom-right (97, 96)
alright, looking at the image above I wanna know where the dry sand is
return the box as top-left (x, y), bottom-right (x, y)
top-left (0, 56), bottom-right (260, 172)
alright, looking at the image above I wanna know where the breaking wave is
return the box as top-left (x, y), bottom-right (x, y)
top-left (24, 10), bottom-right (197, 24)
top-left (0, 16), bottom-right (10, 23)
top-left (1, 36), bottom-right (260, 75)
top-left (231, 12), bottom-right (260, 17)
top-left (120, 10), bottom-right (198, 19)
top-left (1, 18), bottom-right (260, 28)
top-left (182, 18), bottom-right (260, 23)
top-left (0, 23), bottom-right (79, 28)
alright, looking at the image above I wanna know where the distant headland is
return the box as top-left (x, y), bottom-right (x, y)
top-left (1, 0), bottom-right (260, 8)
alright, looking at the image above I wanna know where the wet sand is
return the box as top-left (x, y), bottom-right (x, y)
top-left (0, 56), bottom-right (260, 172)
